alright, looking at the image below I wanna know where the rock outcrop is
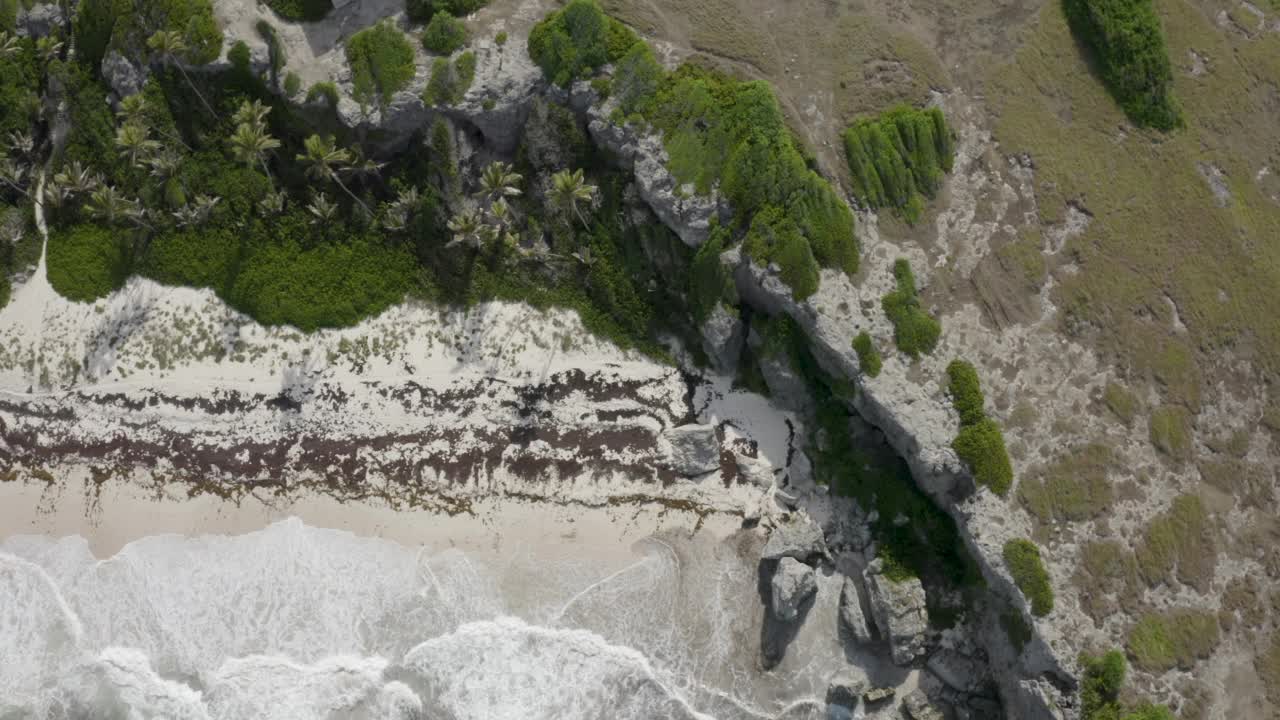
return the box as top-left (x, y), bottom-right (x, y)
top-left (15, 3), bottom-right (64, 38)
top-left (662, 423), bottom-right (720, 477)
top-left (761, 516), bottom-right (827, 562)
top-left (826, 667), bottom-right (869, 708)
top-left (839, 576), bottom-right (876, 645)
top-left (585, 102), bottom-right (727, 248)
top-left (699, 302), bottom-right (745, 373)
top-left (102, 51), bottom-right (148, 100)
top-left (903, 689), bottom-right (947, 720)
top-left (863, 559), bottom-right (929, 666)
top-left (769, 557), bottom-right (817, 622)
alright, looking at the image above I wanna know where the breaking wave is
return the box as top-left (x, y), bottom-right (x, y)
top-left (0, 518), bottom-right (839, 719)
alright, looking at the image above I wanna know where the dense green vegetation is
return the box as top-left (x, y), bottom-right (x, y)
top-left (528, 0), bottom-right (638, 87)
top-left (1062, 0), bottom-right (1181, 130)
top-left (1080, 650), bottom-right (1175, 720)
top-left (265, 0), bottom-right (333, 22)
top-left (47, 224), bottom-right (131, 302)
top-left (946, 359), bottom-right (984, 425)
top-left (527, 0), bottom-right (859, 300)
top-left (424, 51), bottom-right (475, 106)
top-left (346, 20), bottom-right (416, 109)
top-left (406, 0), bottom-right (488, 24)
top-left (1003, 539), bottom-right (1054, 616)
top-left (942, 353), bottom-right (1013, 496)
top-left (688, 226), bottom-right (735, 324)
top-left (422, 11), bottom-right (467, 54)
top-left (842, 105), bottom-right (953, 223)
top-left (1126, 610), bottom-right (1219, 673)
top-left (74, 0), bottom-right (222, 69)
top-left (953, 418), bottom-right (1014, 496)
top-left (852, 332), bottom-right (881, 378)
top-left (882, 259), bottom-right (939, 357)
top-left (0, 33), bottom-right (38, 139)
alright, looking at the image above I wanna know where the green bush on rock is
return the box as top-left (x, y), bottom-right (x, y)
top-left (1126, 610), bottom-right (1219, 673)
top-left (1080, 650), bottom-right (1176, 720)
top-left (1003, 539), bottom-right (1054, 616)
top-left (528, 0), bottom-right (637, 86)
top-left (946, 359), bottom-right (985, 425)
top-left (742, 205), bottom-right (819, 300)
top-left (853, 332), bottom-right (882, 378)
top-left (843, 105), bottom-right (954, 223)
top-left (265, 0), bottom-right (333, 22)
top-left (422, 11), bottom-right (467, 54)
top-left (882, 259), bottom-right (939, 357)
top-left (954, 418), bottom-right (1014, 496)
top-left (347, 20), bottom-right (416, 109)
top-left (406, 0), bottom-right (488, 24)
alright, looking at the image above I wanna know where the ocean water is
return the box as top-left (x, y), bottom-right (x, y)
top-left (0, 518), bottom-right (842, 720)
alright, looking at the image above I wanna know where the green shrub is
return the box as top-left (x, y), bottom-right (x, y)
top-left (742, 205), bottom-right (819, 300)
top-left (843, 105), bottom-right (954, 223)
top-left (1003, 539), bottom-right (1054, 616)
top-left (946, 359), bottom-right (985, 425)
top-left (853, 332), bottom-right (882, 378)
top-left (119, 0), bottom-right (224, 65)
top-left (406, 0), bottom-right (487, 24)
top-left (495, 30), bottom-right (508, 46)
top-left (1081, 650), bottom-right (1176, 720)
top-left (882, 259), bottom-right (940, 357)
top-left (306, 81), bottom-right (339, 106)
top-left (346, 20), bottom-right (416, 109)
top-left (47, 224), bottom-right (132, 302)
top-left (72, 0), bottom-right (118, 69)
top-left (954, 418), bottom-right (1014, 496)
top-left (422, 11), bottom-right (467, 54)
top-left (613, 41), bottom-right (662, 115)
top-left (228, 40), bottom-right (251, 73)
top-left (0, 0), bottom-right (14, 32)
top-left (1126, 610), bottom-right (1219, 673)
top-left (284, 71), bottom-right (302, 97)
top-left (266, 0), bottom-right (332, 21)
top-left (527, 0), bottom-right (638, 86)
top-left (424, 55), bottom-right (473, 105)
top-left (1148, 404), bottom-right (1191, 460)
top-left (256, 19), bottom-right (286, 79)
top-left (1062, 0), bottom-right (1181, 130)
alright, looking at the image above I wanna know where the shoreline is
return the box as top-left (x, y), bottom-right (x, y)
top-left (0, 474), bottom-right (744, 563)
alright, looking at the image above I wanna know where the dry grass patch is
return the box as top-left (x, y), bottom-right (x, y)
top-left (1018, 442), bottom-right (1114, 527)
top-left (1127, 609), bottom-right (1220, 673)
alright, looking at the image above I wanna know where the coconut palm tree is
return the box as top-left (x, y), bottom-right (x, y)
top-left (296, 134), bottom-right (370, 215)
top-left (6, 131), bottom-right (34, 158)
top-left (54, 160), bottom-right (100, 197)
top-left (445, 207), bottom-right (484, 249)
top-left (0, 32), bottom-right (20, 59)
top-left (381, 186), bottom-right (421, 233)
top-left (87, 185), bottom-right (138, 225)
top-left (35, 36), bottom-right (62, 65)
top-left (228, 121), bottom-right (280, 184)
top-left (173, 194), bottom-right (221, 227)
top-left (116, 123), bottom-right (160, 168)
top-left (146, 148), bottom-right (182, 181)
top-left (307, 193), bottom-right (339, 224)
top-left (259, 190), bottom-right (287, 216)
top-left (232, 99), bottom-right (272, 130)
top-left (0, 158), bottom-right (28, 197)
top-left (477, 161), bottom-right (522, 205)
top-left (549, 168), bottom-right (596, 228)
top-left (147, 30), bottom-right (216, 117)
top-left (116, 94), bottom-right (148, 126)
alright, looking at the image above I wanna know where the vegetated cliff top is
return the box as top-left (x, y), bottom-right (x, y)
top-left (603, 0), bottom-right (1280, 715)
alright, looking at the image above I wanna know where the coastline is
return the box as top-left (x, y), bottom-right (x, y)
top-left (0, 474), bottom-right (741, 564)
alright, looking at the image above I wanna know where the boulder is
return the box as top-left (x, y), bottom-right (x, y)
top-left (839, 576), bottom-right (875, 645)
top-left (770, 557), bottom-right (817, 622)
top-left (825, 667), bottom-right (869, 708)
top-left (927, 649), bottom-right (984, 694)
top-left (102, 51), bottom-right (148, 99)
top-left (863, 559), bottom-right (929, 666)
top-left (761, 516), bottom-right (826, 562)
top-left (902, 689), bottom-right (946, 720)
top-left (16, 3), bottom-right (64, 38)
top-left (864, 686), bottom-right (896, 705)
top-left (662, 423), bottom-right (720, 477)
top-left (700, 302), bottom-right (745, 373)
top-left (734, 453), bottom-right (775, 488)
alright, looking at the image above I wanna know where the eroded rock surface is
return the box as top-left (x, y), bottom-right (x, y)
top-left (770, 557), bottom-right (817, 622)
top-left (864, 559), bottom-right (929, 666)
top-left (761, 516), bottom-right (827, 562)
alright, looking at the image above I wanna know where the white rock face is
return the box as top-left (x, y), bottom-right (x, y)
top-left (446, 37), bottom-right (544, 153)
top-left (902, 688), bottom-right (946, 720)
top-left (662, 423), bottom-right (721, 477)
top-left (102, 51), bottom-right (148, 99)
top-left (761, 516), bottom-right (827, 562)
top-left (16, 3), bottom-right (64, 38)
top-left (700, 302), bottom-right (744, 373)
top-left (770, 557), bottom-right (817, 622)
top-left (863, 559), bottom-right (929, 666)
